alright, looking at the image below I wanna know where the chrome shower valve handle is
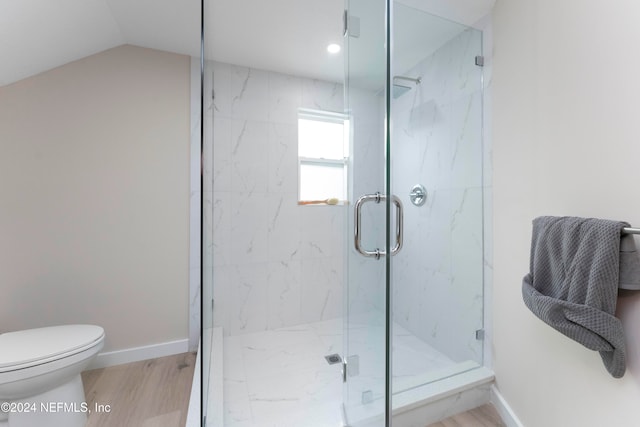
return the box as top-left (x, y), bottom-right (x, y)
top-left (409, 184), bottom-right (427, 206)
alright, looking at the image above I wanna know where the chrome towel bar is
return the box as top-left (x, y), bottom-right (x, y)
top-left (623, 227), bottom-right (640, 235)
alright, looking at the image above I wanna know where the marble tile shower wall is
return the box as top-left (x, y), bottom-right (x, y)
top-left (207, 61), bottom-right (346, 336)
top-left (346, 87), bottom-right (386, 318)
top-left (391, 29), bottom-right (485, 364)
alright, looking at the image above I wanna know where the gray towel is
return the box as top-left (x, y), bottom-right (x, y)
top-left (619, 234), bottom-right (640, 290)
top-left (522, 216), bottom-right (628, 378)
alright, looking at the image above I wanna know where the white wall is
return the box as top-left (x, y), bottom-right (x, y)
top-left (0, 45), bottom-right (191, 353)
top-left (209, 61), bottom-right (346, 336)
top-left (493, 1), bottom-right (640, 425)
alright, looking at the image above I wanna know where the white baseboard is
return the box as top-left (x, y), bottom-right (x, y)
top-left (490, 385), bottom-right (524, 427)
top-left (88, 338), bottom-right (190, 370)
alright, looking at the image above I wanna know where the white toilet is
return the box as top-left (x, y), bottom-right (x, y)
top-left (0, 325), bottom-right (105, 427)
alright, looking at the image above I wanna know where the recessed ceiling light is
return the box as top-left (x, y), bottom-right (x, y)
top-left (327, 43), bottom-right (341, 54)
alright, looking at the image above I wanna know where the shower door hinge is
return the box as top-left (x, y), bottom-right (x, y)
top-left (475, 329), bottom-right (485, 340)
top-left (345, 13), bottom-right (360, 38)
top-left (343, 10), bottom-right (348, 37)
top-left (342, 360), bottom-right (347, 383)
top-left (475, 55), bottom-right (485, 67)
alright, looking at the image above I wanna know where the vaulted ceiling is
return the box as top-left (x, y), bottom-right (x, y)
top-left (0, 0), bottom-right (200, 86)
top-left (1, 0), bottom-right (494, 87)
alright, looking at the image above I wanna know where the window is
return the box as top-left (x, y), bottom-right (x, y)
top-left (298, 109), bottom-right (349, 204)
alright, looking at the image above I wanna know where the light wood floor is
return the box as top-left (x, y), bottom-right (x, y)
top-left (81, 352), bottom-right (196, 427)
top-left (81, 353), bottom-right (500, 427)
top-left (427, 404), bottom-right (506, 427)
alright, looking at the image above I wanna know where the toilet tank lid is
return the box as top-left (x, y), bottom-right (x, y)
top-left (0, 324), bottom-right (104, 369)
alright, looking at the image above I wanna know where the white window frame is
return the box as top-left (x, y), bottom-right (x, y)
top-left (297, 108), bottom-right (349, 204)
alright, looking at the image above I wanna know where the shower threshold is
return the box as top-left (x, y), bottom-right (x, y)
top-left (209, 318), bottom-right (487, 427)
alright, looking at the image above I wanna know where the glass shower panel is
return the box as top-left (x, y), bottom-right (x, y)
top-left (343, 0), bottom-right (389, 424)
top-left (202, 1), bottom-right (215, 422)
top-left (390, 2), bottom-right (484, 397)
top-left (202, 58), bottom-right (215, 424)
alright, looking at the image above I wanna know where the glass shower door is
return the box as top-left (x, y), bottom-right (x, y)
top-left (343, 0), bottom-right (485, 425)
top-left (343, 0), bottom-right (390, 425)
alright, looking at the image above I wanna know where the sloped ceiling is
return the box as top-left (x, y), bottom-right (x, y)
top-left (0, 0), bottom-right (200, 86)
top-left (0, 0), bottom-right (494, 87)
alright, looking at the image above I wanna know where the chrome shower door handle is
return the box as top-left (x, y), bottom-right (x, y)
top-left (354, 192), bottom-right (403, 259)
top-left (354, 193), bottom-right (382, 259)
top-left (391, 195), bottom-right (403, 256)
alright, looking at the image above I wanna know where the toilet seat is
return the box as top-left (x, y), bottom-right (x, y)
top-left (0, 325), bottom-right (104, 373)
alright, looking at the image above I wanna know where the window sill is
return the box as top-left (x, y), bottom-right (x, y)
top-left (298, 200), bottom-right (348, 206)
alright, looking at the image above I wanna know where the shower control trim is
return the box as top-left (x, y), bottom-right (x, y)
top-left (409, 184), bottom-right (427, 207)
top-left (354, 192), bottom-right (403, 259)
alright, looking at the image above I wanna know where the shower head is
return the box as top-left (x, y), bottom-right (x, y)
top-left (393, 84), bottom-right (412, 99)
top-left (392, 75), bottom-right (421, 98)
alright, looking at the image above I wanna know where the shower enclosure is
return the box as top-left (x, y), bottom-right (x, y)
top-left (202, 0), bottom-right (491, 425)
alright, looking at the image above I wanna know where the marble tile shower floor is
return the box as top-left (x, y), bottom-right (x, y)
top-left (221, 318), bottom-right (456, 427)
